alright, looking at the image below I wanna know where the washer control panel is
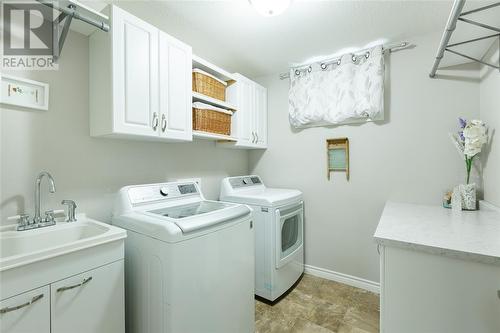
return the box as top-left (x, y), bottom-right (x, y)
top-left (128, 182), bottom-right (199, 205)
top-left (229, 176), bottom-right (263, 189)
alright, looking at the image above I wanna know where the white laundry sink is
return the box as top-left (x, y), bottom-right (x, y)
top-left (0, 215), bottom-right (126, 272)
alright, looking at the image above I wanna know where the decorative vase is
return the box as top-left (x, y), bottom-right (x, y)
top-left (459, 183), bottom-right (476, 210)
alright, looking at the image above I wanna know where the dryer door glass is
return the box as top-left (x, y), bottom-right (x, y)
top-left (276, 202), bottom-right (303, 268)
top-left (282, 215), bottom-right (298, 252)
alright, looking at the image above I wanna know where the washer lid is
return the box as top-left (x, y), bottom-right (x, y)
top-left (147, 201), bottom-right (251, 234)
top-left (221, 188), bottom-right (302, 207)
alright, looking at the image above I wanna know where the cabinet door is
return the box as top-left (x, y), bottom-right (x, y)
top-left (51, 260), bottom-right (124, 333)
top-left (159, 31), bottom-right (193, 141)
top-left (254, 84), bottom-right (267, 148)
top-left (382, 246), bottom-right (500, 333)
top-left (0, 286), bottom-right (50, 333)
top-left (112, 6), bottom-right (159, 137)
top-left (239, 79), bottom-right (254, 146)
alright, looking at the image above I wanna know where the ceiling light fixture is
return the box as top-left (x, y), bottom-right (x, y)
top-left (249, 0), bottom-right (291, 17)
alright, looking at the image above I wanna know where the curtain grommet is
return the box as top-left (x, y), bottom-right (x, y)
top-left (337, 59), bottom-right (341, 65)
top-left (351, 54), bottom-right (357, 62)
top-left (365, 51), bottom-right (370, 59)
top-left (320, 63), bottom-right (327, 70)
top-left (294, 69), bottom-right (301, 76)
top-left (307, 66), bottom-right (312, 73)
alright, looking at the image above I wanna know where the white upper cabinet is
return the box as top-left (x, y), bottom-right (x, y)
top-left (159, 32), bottom-right (192, 141)
top-left (254, 83), bottom-right (268, 147)
top-left (90, 5), bottom-right (192, 142)
top-left (112, 7), bottom-right (159, 137)
top-left (224, 74), bottom-right (268, 149)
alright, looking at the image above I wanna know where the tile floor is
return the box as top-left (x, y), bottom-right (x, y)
top-left (255, 274), bottom-right (380, 333)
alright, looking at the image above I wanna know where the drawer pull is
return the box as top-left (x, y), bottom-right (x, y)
top-left (57, 276), bottom-right (92, 292)
top-left (0, 294), bottom-right (44, 314)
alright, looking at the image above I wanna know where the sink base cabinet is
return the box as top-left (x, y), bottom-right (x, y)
top-left (0, 286), bottom-right (50, 333)
top-left (0, 260), bottom-right (124, 333)
top-left (380, 246), bottom-right (500, 333)
top-left (51, 260), bottom-right (124, 333)
top-left (0, 238), bottom-right (125, 333)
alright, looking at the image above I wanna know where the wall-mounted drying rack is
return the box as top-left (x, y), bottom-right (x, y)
top-left (429, 0), bottom-right (500, 78)
top-left (36, 0), bottom-right (109, 61)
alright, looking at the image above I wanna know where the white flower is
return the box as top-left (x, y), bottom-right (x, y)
top-left (463, 120), bottom-right (487, 157)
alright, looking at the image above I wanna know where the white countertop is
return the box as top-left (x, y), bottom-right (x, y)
top-left (374, 201), bottom-right (500, 265)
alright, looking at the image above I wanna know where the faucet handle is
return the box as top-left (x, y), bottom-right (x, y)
top-left (43, 209), bottom-right (64, 224)
top-left (43, 210), bottom-right (55, 223)
top-left (61, 200), bottom-right (77, 222)
top-left (8, 214), bottom-right (30, 226)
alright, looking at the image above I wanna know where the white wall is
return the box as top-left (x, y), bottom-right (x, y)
top-left (0, 31), bottom-right (248, 224)
top-left (479, 42), bottom-right (500, 207)
top-left (249, 31), bottom-right (480, 283)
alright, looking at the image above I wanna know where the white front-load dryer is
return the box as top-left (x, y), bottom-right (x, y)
top-left (220, 175), bottom-right (304, 301)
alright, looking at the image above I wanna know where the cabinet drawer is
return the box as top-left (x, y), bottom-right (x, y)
top-left (51, 260), bottom-right (124, 333)
top-left (0, 285), bottom-right (50, 333)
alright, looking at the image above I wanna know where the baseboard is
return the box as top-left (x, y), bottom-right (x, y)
top-left (304, 264), bottom-right (380, 294)
top-left (479, 200), bottom-right (500, 213)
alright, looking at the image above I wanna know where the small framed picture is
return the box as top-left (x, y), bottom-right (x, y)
top-left (1, 74), bottom-right (49, 111)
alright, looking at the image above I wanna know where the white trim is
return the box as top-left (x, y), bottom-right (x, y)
top-left (304, 264), bottom-right (380, 294)
top-left (479, 200), bottom-right (500, 213)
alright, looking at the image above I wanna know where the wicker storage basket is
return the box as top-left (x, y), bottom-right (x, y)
top-left (192, 102), bottom-right (232, 136)
top-left (192, 68), bottom-right (227, 101)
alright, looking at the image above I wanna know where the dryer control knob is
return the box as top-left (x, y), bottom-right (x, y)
top-left (160, 187), bottom-right (169, 196)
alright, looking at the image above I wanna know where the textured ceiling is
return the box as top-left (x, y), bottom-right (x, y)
top-left (75, 0), bottom-right (498, 77)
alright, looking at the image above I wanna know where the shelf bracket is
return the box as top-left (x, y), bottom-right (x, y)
top-left (36, 0), bottom-right (110, 62)
top-left (52, 5), bottom-right (74, 62)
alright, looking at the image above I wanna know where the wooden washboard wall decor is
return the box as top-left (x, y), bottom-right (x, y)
top-left (327, 138), bottom-right (349, 180)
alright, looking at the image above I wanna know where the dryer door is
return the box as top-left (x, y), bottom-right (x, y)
top-left (275, 202), bottom-right (303, 269)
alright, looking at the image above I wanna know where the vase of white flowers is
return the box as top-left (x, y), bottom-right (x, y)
top-left (449, 118), bottom-right (488, 210)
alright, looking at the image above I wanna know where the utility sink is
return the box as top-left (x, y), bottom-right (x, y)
top-left (0, 215), bottom-right (126, 272)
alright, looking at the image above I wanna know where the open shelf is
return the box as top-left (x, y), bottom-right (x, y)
top-left (193, 131), bottom-right (237, 142)
top-left (192, 92), bottom-right (237, 111)
top-left (192, 55), bottom-right (236, 83)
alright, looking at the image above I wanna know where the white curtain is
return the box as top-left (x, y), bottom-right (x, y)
top-left (288, 45), bottom-right (384, 128)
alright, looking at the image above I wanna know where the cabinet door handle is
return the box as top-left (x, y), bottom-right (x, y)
top-left (0, 294), bottom-right (44, 314)
top-left (161, 114), bottom-right (167, 132)
top-left (57, 276), bottom-right (92, 293)
top-left (255, 132), bottom-right (259, 143)
top-left (152, 113), bottom-right (159, 130)
top-left (252, 132), bottom-right (256, 143)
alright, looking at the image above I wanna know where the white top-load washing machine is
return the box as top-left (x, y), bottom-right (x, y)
top-left (220, 175), bottom-right (304, 301)
top-left (112, 181), bottom-right (255, 333)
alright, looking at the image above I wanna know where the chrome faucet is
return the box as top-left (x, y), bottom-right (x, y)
top-left (33, 171), bottom-right (56, 224)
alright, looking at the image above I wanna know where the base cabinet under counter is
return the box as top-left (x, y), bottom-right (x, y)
top-left (0, 286), bottom-right (50, 333)
top-left (51, 260), bottom-right (124, 333)
top-left (0, 260), bottom-right (124, 333)
top-left (379, 245), bottom-right (500, 333)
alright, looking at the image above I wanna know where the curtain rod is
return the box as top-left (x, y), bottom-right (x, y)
top-left (279, 41), bottom-right (411, 80)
